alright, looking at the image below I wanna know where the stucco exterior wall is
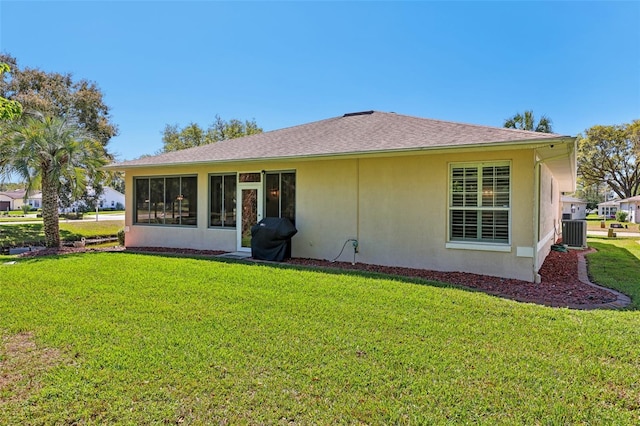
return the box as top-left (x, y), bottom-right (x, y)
top-left (561, 201), bottom-right (587, 220)
top-left (123, 148), bottom-right (547, 281)
top-left (620, 201), bottom-right (640, 223)
top-left (295, 160), bottom-right (359, 261)
top-left (356, 150), bottom-right (536, 281)
top-left (536, 162), bottom-right (561, 272)
top-left (99, 187), bottom-right (126, 209)
top-left (12, 198), bottom-right (26, 210)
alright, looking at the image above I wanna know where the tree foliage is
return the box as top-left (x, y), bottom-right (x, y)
top-left (0, 53), bottom-right (118, 147)
top-left (503, 110), bottom-right (553, 133)
top-left (0, 115), bottom-right (110, 247)
top-left (573, 180), bottom-right (606, 210)
top-left (0, 63), bottom-right (22, 120)
top-left (161, 115), bottom-right (262, 152)
top-left (577, 120), bottom-right (640, 200)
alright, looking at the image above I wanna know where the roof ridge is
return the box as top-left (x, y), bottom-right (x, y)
top-left (375, 111), bottom-right (566, 137)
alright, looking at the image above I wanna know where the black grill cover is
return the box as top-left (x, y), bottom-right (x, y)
top-left (251, 217), bottom-right (297, 261)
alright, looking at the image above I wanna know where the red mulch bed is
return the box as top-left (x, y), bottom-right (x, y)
top-left (18, 245), bottom-right (617, 308)
top-left (286, 249), bottom-right (618, 308)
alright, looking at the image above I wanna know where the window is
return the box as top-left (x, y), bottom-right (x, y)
top-left (134, 176), bottom-right (197, 226)
top-left (265, 171), bottom-right (296, 224)
top-left (449, 163), bottom-right (510, 244)
top-left (239, 173), bottom-right (261, 183)
top-left (209, 174), bottom-right (237, 227)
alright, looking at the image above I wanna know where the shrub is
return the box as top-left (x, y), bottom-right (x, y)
top-left (115, 202), bottom-right (124, 210)
top-left (60, 212), bottom-right (84, 220)
top-left (20, 204), bottom-right (32, 214)
top-left (117, 228), bottom-right (125, 246)
top-left (616, 211), bottom-right (629, 222)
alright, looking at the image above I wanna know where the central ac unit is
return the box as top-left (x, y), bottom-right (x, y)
top-left (562, 220), bottom-right (587, 248)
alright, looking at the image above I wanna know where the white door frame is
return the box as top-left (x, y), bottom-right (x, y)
top-left (237, 182), bottom-right (263, 252)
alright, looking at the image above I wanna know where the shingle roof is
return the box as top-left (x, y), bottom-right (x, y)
top-left (561, 195), bottom-right (587, 203)
top-left (0, 189), bottom-right (27, 199)
top-left (620, 195), bottom-right (640, 203)
top-left (110, 111), bottom-right (569, 168)
top-left (0, 190), bottom-right (42, 199)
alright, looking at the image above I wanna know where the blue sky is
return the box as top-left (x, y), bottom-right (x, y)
top-left (1, 1), bottom-right (639, 161)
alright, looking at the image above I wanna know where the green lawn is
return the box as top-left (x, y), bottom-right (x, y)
top-left (83, 210), bottom-right (125, 216)
top-left (0, 221), bottom-right (123, 246)
top-left (585, 214), bottom-right (640, 233)
top-left (587, 237), bottom-right (640, 309)
top-left (0, 215), bottom-right (41, 223)
top-left (0, 240), bottom-right (640, 425)
top-left (1, 244), bottom-right (640, 423)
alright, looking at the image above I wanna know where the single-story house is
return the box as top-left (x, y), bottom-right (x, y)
top-left (0, 189), bottom-right (42, 211)
top-left (597, 199), bottom-right (620, 218)
top-left (60, 186), bottom-right (125, 213)
top-left (561, 195), bottom-right (587, 220)
top-left (98, 187), bottom-right (125, 209)
top-left (619, 195), bottom-right (640, 223)
top-left (108, 111), bottom-right (577, 283)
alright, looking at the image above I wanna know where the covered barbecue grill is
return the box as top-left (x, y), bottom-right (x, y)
top-left (251, 217), bottom-right (297, 261)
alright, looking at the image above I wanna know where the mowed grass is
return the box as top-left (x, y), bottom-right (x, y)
top-left (1, 250), bottom-right (640, 424)
top-left (588, 237), bottom-right (640, 309)
top-left (0, 221), bottom-right (123, 246)
top-left (585, 216), bottom-right (640, 233)
top-left (0, 216), bottom-right (41, 223)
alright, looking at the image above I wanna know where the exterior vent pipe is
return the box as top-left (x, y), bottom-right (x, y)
top-left (343, 111), bottom-right (374, 117)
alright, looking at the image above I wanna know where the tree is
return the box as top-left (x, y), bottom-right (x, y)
top-left (162, 123), bottom-right (208, 152)
top-left (208, 115), bottom-right (262, 141)
top-left (574, 180), bottom-right (606, 210)
top-left (57, 180), bottom-right (105, 214)
top-left (0, 63), bottom-right (22, 120)
top-left (0, 114), bottom-right (110, 247)
top-left (108, 171), bottom-right (125, 194)
top-left (161, 115), bottom-right (262, 152)
top-left (0, 53), bottom-right (118, 147)
top-left (577, 120), bottom-right (640, 200)
top-left (503, 110), bottom-right (553, 133)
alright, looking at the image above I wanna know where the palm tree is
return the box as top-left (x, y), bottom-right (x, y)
top-left (504, 110), bottom-right (553, 133)
top-left (0, 114), bottom-right (109, 247)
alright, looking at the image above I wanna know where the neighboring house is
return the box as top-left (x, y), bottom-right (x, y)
top-left (98, 187), bottom-right (125, 209)
top-left (597, 199), bottom-right (620, 218)
top-left (108, 111), bottom-right (577, 283)
top-left (619, 195), bottom-right (640, 223)
top-left (0, 189), bottom-right (42, 211)
top-left (60, 187), bottom-right (125, 212)
top-left (27, 192), bottom-right (42, 209)
top-left (561, 195), bottom-right (587, 220)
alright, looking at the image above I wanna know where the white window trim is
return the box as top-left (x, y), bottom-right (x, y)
top-left (445, 242), bottom-right (512, 252)
top-left (447, 161), bottom-right (512, 250)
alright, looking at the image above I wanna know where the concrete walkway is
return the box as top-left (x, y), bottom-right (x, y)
top-left (588, 230), bottom-right (640, 238)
